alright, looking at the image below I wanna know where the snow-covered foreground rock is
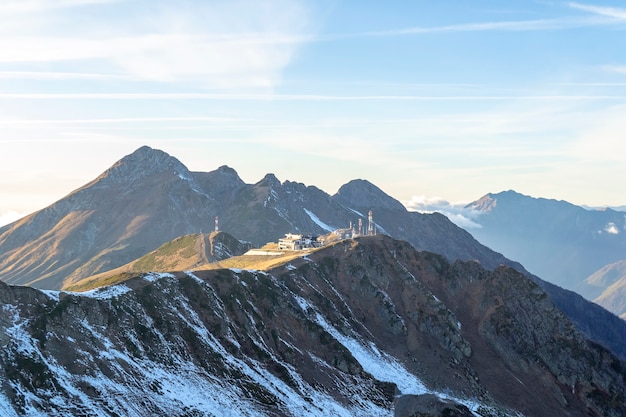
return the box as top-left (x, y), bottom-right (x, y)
top-left (0, 236), bottom-right (624, 416)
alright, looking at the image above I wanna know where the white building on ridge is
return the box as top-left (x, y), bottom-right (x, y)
top-left (277, 233), bottom-right (323, 251)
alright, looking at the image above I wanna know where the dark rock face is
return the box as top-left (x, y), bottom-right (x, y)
top-left (0, 235), bottom-right (624, 416)
top-left (207, 230), bottom-right (251, 260)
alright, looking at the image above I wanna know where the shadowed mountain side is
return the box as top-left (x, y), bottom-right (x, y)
top-left (518, 274), bottom-right (626, 359)
top-left (0, 235), bottom-right (623, 416)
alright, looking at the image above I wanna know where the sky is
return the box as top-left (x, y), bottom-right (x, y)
top-left (1, 0), bottom-right (626, 227)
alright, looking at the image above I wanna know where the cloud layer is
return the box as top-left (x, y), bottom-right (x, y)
top-left (403, 196), bottom-right (483, 230)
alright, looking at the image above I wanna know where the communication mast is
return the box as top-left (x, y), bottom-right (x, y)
top-left (367, 210), bottom-right (374, 236)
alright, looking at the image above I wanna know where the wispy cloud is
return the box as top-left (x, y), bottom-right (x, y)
top-left (604, 65), bottom-right (626, 75)
top-left (0, 0), bottom-right (118, 14)
top-left (0, 116), bottom-right (247, 126)
top-left (319, 12), bottom-right (619, 42)
top-left (356, 19), bottom-right (585, 37)
top-left (0, 71), bottom-right (125, 80)
top-left (0, 0), bottom-right (313, 89)
top-left (568, 2), bottom-right (626, 20)
top-left (1, 93), bottom-right (624, 101)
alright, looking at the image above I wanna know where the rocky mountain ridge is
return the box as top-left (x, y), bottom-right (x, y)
top-left (1, 146), bottom-right (625, 362)
top-left (0, 235), bottom-right (624, 416)
top-left (0, 146), bottom-right (515, 290)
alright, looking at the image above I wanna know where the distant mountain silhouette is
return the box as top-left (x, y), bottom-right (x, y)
top-left (467, 190), bottom-right (626, 300)
top-left (586, 260), bottom-right (626, 319)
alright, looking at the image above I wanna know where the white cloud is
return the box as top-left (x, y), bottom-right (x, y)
top-left (568, 2), bottom-right (626, 20)
top-left (0, 0), bottom-right (313, 90)
top-left (403, 196), bottom-right (483, 229)
top-left (604, 222), bottom-right (619, 235)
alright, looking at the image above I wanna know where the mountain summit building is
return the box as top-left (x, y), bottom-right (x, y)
top-left (277, 234), bottom-right (323, 251)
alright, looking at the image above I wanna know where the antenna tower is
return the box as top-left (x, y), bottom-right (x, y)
top-left (368, 210), bottom-right (374, 236)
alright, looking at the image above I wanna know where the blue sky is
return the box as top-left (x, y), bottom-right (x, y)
top-left (1, 0), bottom-right (626, 226)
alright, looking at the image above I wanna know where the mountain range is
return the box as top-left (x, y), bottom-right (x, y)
top-left (0, 235), bottom-right (624, 416)
top-left (1, 146), bottom-right (624, 357)
top-left (0, 146), bottom-right (625, 416)
top-left (0, 146), bottom-right (516, 291)
top-left (465, 190), bottom-right (626, 319)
